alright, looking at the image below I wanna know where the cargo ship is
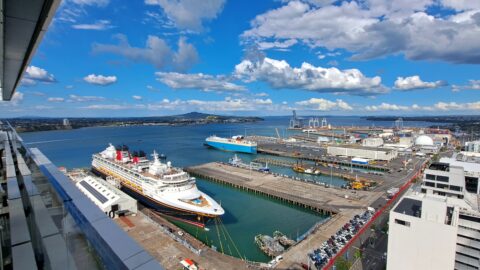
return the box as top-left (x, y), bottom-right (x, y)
top-left (205, 135), bottom-right (257, 154)
top-left (92, 144), bottom-right (224, 227)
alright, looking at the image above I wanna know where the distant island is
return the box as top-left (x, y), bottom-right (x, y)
top-left (3, 112), bottom-right (264, 133)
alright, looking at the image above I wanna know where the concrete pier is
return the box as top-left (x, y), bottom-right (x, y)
top-left (186, 162), bottom-right (384, 217)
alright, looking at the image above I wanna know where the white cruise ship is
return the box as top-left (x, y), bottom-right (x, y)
top-left (92, 144), bottom-right (224, 227)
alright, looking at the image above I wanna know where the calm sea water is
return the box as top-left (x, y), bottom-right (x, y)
top-left (19, 116), bottom-right (437, 262)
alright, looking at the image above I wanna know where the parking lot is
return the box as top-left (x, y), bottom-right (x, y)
top-left (307, 210), bottom-right (374, 269)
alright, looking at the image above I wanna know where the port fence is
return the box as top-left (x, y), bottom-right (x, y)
top-left (322, 161), bottom-right (427, 270)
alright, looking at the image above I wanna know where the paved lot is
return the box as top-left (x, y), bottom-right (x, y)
top-left (115, 211), bottom-right (250, 270)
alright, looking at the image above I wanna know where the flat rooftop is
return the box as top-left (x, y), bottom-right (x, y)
top-left (440, 155), bottom-right (480, 174)
top-left (328, 144), bottom-right (396, 152)
top-left (394, 197), bottom-right (422, 218)
top-left (428, 162), bottom-right (450, 172)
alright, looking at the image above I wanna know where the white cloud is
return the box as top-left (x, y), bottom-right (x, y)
top-left (0, 92), bottom-right (25, 106)
top-left (234, 56), bottom-right (387, 95)
top-left (145, 97), bottom-right (287, 112)
top-left (56, 0), bottom-right (109, 28)
top-left (28, 91), bottom-right (46, 96)
top-left (441, 0), bottom-right (480, 11)
top-left (34, 105), bottom-right (54, 110)
top-left (255, 92), bottom-right (269, 97)
top-left (144, 0), bottom-right (225, 32)
top-left (83, 74), bottom-right (117, 86)
top-left (132, 95), bottom-right (143, 100)
top-left (452, 80), bottom-right (480, 92)
top-left (68, 95), bottom-right (106, 102)
top-left (257, 39), bottom-right (298, 50)
top-left (433, 101), bottom-right (480, 111)
top-left (155, 72), bottom-right (246, 92)
top-left (81, 97), bottom-right (283, 112)
top-left (364, 101), bottom-right (480, 112)
top-left (72, 20), bottom-right (113, 30)
top-left (394, 75), bottom-right (447, 90)
top-left (295, 98), bottom-right (353, 111)
top-left (71, 0), bottom-right (109, 7)
top-left (365, 102), bottom-right (410, 111)
top-left (48, 97), bottom-right (65, 102)
top-left (146, 85), bottom-right (161, 92)
top-left (82, 104), bottom-right (146, 110)
top-left (242, 1), bottom-right (480, 64)
top-left (93, 35), bottom-right (198, 72)
top-left (21, 66), bottom-right (56, 86)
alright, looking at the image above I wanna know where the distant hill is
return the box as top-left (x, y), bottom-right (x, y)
top-left (5, 112), bottom-right (264, 133)
top-left (170, 112), bottom-right (262, 121)
top-left (172, 112), bottom-right (219, 119)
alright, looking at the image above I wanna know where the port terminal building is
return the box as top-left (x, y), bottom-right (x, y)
top-left (327, 145), bottom-right (398, 161)
top-left (69, 174), bottom-right (137, 216)
top-left (387, 161), bottom-right (480, 270)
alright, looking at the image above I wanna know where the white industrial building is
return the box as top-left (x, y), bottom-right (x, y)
top-left (383, 137), bottom-right (413, 152)
top-left (399, 137), bottom-right (414, 147)
top-left (466, 140), bottom-right (480, 153)
top-left (414, 135), bottom-right (439, 154)
top-left (362, 137), bottom-right (384, 147)
top-left (440, 154), bottom-right (480, 194)
top-left (75, 175), bottom-right (137, 216)
top-left (421, 162), bottom-right (466, 198)
top-left (327, 145), bottom-right (398, 161)
top-left (387, 161), bottom-right (480, 270)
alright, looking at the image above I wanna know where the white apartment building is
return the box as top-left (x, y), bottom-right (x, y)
top-left (387, 161), bottom-right (480, 270)
top-left (466, 141), bottom-right (480, 153)
top-left (440, 154), bottom-right (480, 194)
top-left (387, 191), bottom-right (480, 270)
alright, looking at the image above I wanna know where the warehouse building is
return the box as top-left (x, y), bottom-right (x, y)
top-left (362, 137), bottom-right (384, 147)
top-left (75, 176), bottom-right (137, 217)
top-left (327, 145), bottom-right (398, 161)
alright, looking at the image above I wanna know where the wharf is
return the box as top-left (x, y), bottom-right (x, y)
top-left (256, 144), bottom-right (389, 172)
top-left (115, 209), bottom-right (253, 270)
top-left (252, 157), bottom-right (382, 184)
top-left (186, 162), bottom-right (383, 217)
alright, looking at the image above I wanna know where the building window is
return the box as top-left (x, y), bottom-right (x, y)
top-left (455, 260), bottom-right (478, 269)
top-left (450, 185), bottom-right (462, 192)
top-left (424, 181), bottom-right (435, 187)
top-left (437, 175), bottom-right (449, 182)
top-left (465, 176), bottom-right (478, 194)
top-left (459, 214), bottom-right (480, 223)
top-left (395, 219), bottom-right (410, 227)
top-left (456, 251), bottom-right (480, 260)
top-left (437, 183), bottom-right (449, 189)
top-left (426, 174), bottom-right (436, 180)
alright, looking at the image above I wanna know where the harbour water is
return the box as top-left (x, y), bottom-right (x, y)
top-left (19, 116), bottom-right (438, 262)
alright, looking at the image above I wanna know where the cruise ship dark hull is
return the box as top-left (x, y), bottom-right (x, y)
top-left (91, 167), bottom-right (216, 228)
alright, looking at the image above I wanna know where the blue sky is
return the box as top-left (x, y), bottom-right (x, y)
top-left (2, 0), bottom-right (480, 117)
